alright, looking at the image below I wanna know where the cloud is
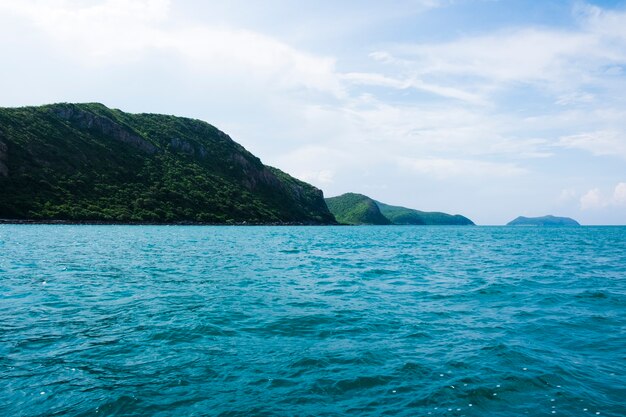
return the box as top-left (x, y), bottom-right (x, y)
top-left (580, 188), bottom-right (605, 210)
top-left (334, 96), bottom-right (552, 159)
top-left (363, 3), bottom-right (626, 122)
top-left (612, 182), bottom-right (626, 205)
top-left (559, 130), bottom-right (626, 159)
top-left (270, 145), bottom-right (355, 185)
top-left (580, 182), bottom-right (626, 210)
top-left (334, 2), bottom-right (626, 176)
top-left (0, 0), bottom-right (170, 58)
top-left (2, 0), bottom-right (621, 164)
top-left (555, 91), bottom-right (595, 106)
top-left (397, 157), bottom-right (526, 179)
top-left (382, 11), bottom-right (626, 91)
top-left (0, 0), bottom-right (344, 96)
top-left (558, 188), bottom-right (578, 203)
top-left (342, 72), bottom-right (486, 104)
top-left (393, 29), bottom-right (595, 87)
top-left (297, 170), bottom-right (335, 185)
top-left (577, 2), bottom-right (626, 40)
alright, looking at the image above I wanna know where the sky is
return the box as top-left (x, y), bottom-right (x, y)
top-left (1, 0), bottom-right (625, 225)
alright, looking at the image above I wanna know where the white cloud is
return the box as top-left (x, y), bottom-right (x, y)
top-left (166, 27), bottom-right (343, 96)
top-left (577, 3), bottom-right (626, 40)
top-left (298, 170), bottom-right (335, 185)
top-left (613, 182), bottom-right (626, 205)
top-left (558, 188), bottom-right (578, 203)
top-left (580, 183), bottom-right (626, 210)
top-left (270, 145), bottom-right (356, 184)
top-left (394, 29), bottom-right (595, 86)
top-left (555, 91), bottom-right (595, 106)
top-left (559, 130), bottom-right (626, 159)
top-left (336, 97), bottom-right (551, 159)
top-left (0, 0), bottom-right (170, 59)
top-left (0, 0), bottom-right (344, 96)
top-left (397, 157), bottom-right (526, 179)
top-left (365, 4), bottom-right (626, 119)
top-left (342, 72), bottom-right (485, 104)
top-left (580, 188), bottom-right (606, 210)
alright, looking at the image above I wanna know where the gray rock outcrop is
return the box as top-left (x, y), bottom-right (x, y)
top-left (51, 105), bottom-right (158, 154)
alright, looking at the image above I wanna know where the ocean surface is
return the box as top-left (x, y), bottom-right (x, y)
top-left (1, 225), bottom-right (625, 417)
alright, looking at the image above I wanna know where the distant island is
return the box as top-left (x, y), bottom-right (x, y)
top-left (0, 103), bottom-right (335, 224)
top-left (325, 193), bottom-right (474, 225)
top-left (507, 215), bottom-right (580, 226)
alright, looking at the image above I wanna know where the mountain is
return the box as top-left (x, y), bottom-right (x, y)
top-left (376, 201), bottom-right (474, 225)
top-left (507, 215), bottom-right (580, 226)
top-left (324, 193), bottom-right (391, 225)
top-left (324, 193), bottom-right (473, 225)
top-left (0, 103), bottom-right (336, 224)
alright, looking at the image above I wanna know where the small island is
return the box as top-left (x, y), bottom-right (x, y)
top-left (507, 215), bottom-right (580, 226)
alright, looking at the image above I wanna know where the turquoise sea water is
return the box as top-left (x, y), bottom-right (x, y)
top-left (1, 225), bottom-right (625, 417)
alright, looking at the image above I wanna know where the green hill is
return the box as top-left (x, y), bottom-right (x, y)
top-left (324, 193), bottom-right (473, 225)
top-left (324, 193), bottom-right (391, 225)
top-left (507, 215), bottom-right (580, 226)
top-left (376, 201), bottom-right (474, 225)
top-left (0, 103), bottom-right (336, 224)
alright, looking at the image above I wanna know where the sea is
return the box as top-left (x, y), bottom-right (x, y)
top-left (1, 225), bottom-right (625, 417)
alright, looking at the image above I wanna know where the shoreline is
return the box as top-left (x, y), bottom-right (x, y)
top-left (2, 219), bottom-right (620, 226)
top-left (0, 219), bottom-right (340, 226)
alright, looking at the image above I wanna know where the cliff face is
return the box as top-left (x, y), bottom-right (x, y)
top-left (51, 105), bottom-right (158, 154)
top-left (0, 103), bottom-right (336, 224)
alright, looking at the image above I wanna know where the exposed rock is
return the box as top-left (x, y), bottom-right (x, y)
top-left (51, 105), bottom-right (158, 154)
top-left (170, 138), bottom-right (195, 155)
top-left (225, 151), bottom-right (313, 204)
top-left (229, 153), bottom-right (282, 191)
top-left (278, 177), bottom-right (312, 204)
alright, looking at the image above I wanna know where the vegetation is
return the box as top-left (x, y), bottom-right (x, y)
top-left (325, 193), bottom-right (474, 225)
top-left (376, 201), bottom-right (474, 225)
top-left (507, 215), bottom-right (580, 226)
top-left (0, 103), bottom-right (336, 224)
top-left (324, 193), bottom-right (391, 225)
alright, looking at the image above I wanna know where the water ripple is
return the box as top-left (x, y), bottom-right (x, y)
top-left (1, 225), bottom-right (625, 416)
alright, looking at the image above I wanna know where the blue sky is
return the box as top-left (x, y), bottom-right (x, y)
top-left (1, 0), bottom-right (625, 224)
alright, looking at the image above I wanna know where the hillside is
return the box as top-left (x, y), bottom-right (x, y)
top-left (376, 201), bottom-right (474, 225)
top-left (325, 193), bottom-right (473, 225)
top-left (0, 103), bottom-right (336, 224)
top-left (507, 215), bottom-right (580, 226)
top-left (324, 193), bottom-right (391, 225)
